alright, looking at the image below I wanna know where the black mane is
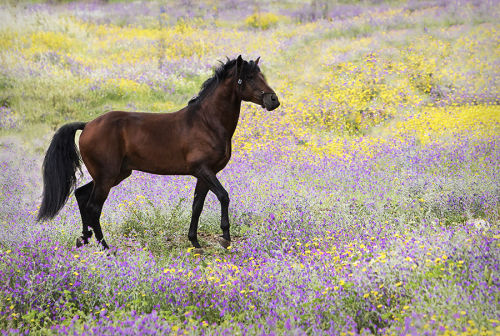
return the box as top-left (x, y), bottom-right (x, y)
top-left (188, 57), bottom-right (260, 106)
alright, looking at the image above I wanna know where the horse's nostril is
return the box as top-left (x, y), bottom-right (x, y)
top-left (271, 95), bottom-right (277, 101)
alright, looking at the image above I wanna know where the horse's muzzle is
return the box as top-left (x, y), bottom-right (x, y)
top-left (263, 93), bottom-right (280, 111)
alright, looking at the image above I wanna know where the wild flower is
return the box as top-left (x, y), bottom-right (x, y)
top-left (244, 12), bottom-right (283, 30)
top-left (0, 0), bottom-right (498, 335)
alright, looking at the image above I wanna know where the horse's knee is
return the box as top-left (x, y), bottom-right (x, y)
top-left (218, 191), bottom-right (229, 207)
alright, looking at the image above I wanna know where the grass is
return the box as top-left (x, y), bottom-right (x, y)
top-left (0, 0), bottom-right (499, 335)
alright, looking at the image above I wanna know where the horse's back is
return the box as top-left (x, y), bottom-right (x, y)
top-left (79, 110), bottom-right (194, 177)
top-left (80, 110), bottom-right (184, 146)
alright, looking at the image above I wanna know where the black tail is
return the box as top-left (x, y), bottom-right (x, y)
top-left (37, 122), bottom-right (86, 221)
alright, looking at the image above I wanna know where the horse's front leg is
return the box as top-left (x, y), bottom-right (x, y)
top-left (188, 179), bottom-right (209, 248)
top-left (195, 167), bottom-right (231, 248)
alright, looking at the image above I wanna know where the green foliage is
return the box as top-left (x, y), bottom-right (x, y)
top-left (117, 198), bottom-right (190, 255)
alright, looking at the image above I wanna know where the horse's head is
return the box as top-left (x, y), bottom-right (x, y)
top-left (235, 55), bottom-right (280, 111)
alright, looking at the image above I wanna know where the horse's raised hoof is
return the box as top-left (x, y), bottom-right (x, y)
top-left (218, 237), bottom-right (231, 249)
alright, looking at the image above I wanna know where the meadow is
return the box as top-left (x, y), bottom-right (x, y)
top-left (0, 0), bottom-right (499, 334)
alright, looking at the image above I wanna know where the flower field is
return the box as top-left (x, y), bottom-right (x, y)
top-left (0, 0), bottom-right (499, 335)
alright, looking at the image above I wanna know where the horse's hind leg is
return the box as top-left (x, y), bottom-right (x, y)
top-left (86, 180), bottom-right (112, 249)
top-left (86, 171), bottom-right (131, 249)
top-left (75, 181), bottom-right (94, 247)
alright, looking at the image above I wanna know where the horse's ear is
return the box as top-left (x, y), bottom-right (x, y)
top-left (236, 55), bottom-right (243, 79)
top-left (255, 56), bottom-right (260, 65)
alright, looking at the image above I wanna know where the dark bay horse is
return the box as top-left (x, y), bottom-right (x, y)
top-left (37, 56), bottom-right (280, 249)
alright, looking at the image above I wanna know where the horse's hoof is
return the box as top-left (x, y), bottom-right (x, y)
top-left (99, 239), bottom-right (109, 250)
top-left (218, 237), bottom-right (231, 249)
top-left (190, 241), bottom-right (202, 249)
top-left (76, 237), bottom-right (84, 248)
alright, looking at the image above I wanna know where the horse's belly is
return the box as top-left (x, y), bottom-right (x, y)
top-left (128, 154), bottom-right (190, 175)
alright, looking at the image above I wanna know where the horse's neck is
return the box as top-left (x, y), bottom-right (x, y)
top-left (201, 84), bottom-right (241, 138)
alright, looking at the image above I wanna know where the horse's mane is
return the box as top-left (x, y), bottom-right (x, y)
top-left (188, 57), bottom-right (260, 107)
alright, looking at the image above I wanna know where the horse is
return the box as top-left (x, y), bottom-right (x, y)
top-left (37, 55), bottom-right (280, 250)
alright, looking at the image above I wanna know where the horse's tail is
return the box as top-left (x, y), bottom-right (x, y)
top-left (37, 122), bottom-right (87, 221)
